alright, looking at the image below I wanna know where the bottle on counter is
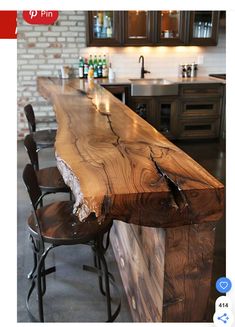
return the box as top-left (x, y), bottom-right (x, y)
top-left (102, 54), bottom-right (107, 66)
top-left (88, 64), bottom-right (94, 80)
top-left (101, 54), bottom-right (108, 78)
top-left (102, 64), bottom-right (108, 78)
top-left (94, 64), bottom-right (98, 78)
top-left (93, 54), bottom-right (98, 67)
top-left (83, 58), bottom-right (89, 79)
top-left (88, 54), bottom-right (93, 67)
top-left (98, 55), bottom-right (103, 78)
top-left (93, 55), bottom-right (98, 78)
top-left (78, 56), bottom-right (84, 78)
top-left (108, 63), bottom-right (115, 80)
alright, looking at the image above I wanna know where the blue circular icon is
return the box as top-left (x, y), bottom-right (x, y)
top-left (216, 277), bottom-right (232, 293)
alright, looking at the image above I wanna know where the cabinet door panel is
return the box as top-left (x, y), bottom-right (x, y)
top-left (123, 11), bottom-right (154, 45)
top-left (129, 97), bottom-right (155, 125)
top-left (155, 99), bottom-right (178, 139)
top-left (187, 11), bottom-right (219, 45)
top-left (87, 11), bottom-right (122, 46)
top-left (155, 11), bottom-right (187, 45)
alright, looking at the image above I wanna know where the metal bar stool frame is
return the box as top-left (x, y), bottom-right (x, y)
top-left (22, 164), bottom-right (121, 322)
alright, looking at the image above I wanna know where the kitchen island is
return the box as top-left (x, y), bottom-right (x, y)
top-left (37, 77), bottom-right (224, 322)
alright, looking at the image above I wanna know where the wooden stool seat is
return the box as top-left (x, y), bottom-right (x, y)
top-left (28, 200), bottom-right (112, 245)
top-left (36, 167), bottom-right (68, 193)
top-left (24, 134), bottom-right (70, 195)
top-left (32, 129), bottom-right (56, 150)
top-left (24, 104), bottom-right (57, 151)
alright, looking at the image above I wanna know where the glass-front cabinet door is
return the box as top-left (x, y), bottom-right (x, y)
top-left (123, 11), bottom-right (154, 45)
top-left (87, 11), bottom-right (122, 46)
top-left (155, 11), bottom-right (186, 45)
top-left (188, 11), bottom-right (219, 45)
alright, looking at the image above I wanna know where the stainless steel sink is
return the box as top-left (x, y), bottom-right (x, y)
top-left (130, 78), bottom-right (178, 96)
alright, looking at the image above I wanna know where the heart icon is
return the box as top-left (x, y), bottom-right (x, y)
top-left (219, 282), bottom-right (228, 290)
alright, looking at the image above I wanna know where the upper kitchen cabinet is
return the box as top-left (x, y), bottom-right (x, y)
top-left (87, 11), bottom-right (122, 46)
top-left (155, 11), bottom-right (187, 45)
top-left (123, 11), bottom-right (154, 45)
top-left (86, 11), bottom-right (220, 47)
top-left (187, 11), bottom-right (220, 46)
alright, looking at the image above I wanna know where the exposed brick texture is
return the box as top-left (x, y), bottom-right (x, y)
top-left (17, 11), bottom-right (86, 139)
top-left (17, 11), bottom-right (225, 139)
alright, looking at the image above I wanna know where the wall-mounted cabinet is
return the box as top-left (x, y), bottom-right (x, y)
top-left (154, 11), bottom-right (187, 45)
top-left (187, 11), bottom-right (220, 46)
top-left (87, 11), bottom-right (122, 46)
top-left (87, 11), bottom-right (220, 47)
top-left (123, 11), bottom-right (154, 45)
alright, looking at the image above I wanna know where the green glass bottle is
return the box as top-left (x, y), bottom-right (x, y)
top-left (102, 54), bottom-right (107, 66)
top-left (88, 54), bottom-right (93, 67)
top-left (78, 56), bottom-right (84, 78)
top-left (93, 54), bottom-right (98, 67)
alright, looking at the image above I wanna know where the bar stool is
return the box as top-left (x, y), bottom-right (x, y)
top-left (24, 104), bottom-right (57, 152)
top-left (24, 134), bottom-right (70, 196)
top-left (22, 164), bottom-right (121, 322)
top-left (24, 134), bottom-right (72, 280)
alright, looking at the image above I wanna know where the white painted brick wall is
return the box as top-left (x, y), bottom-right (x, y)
top-left (17, 10), bottom-right (226, 139)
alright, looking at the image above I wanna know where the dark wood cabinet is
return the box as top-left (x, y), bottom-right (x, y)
top-left (87, 11), bottom-right (122, 46)
top-left (154, 11), bottom-right (187, 45)
top-left (187, 11), bottom-right (219, 46)
top-left (122, 11), bottom-right (154, 45)
top-left (177, 84), bottom-right (223, 139)
top-left (129, 83), bottom-right (224, 140)
top-left (129, 97), bottom-right (156, 125)
top-left (129, 96), bottom-right (178, 139)
top-left (155, 97), bottom-right (178, 139)
top-left (101, 84), bottom-right (130, 105)
top-left (87, 11), bottom-right (220, 47)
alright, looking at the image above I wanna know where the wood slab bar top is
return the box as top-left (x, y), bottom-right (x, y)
top-left (37, 77), bottom-right (224, 227)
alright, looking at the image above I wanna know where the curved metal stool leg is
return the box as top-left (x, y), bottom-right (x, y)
top-left (96, 229), bottom-right (111, 296)
top-left (96, 236), bottom-right (121, 322)
top-left (27, 236), bottom-right (38, 279)
top-left (26, 244), bottom-right (54, 322)
top-left (97, 248), bottom-right (112, 320)
top-left (93, 248), bottom-right (106, 296)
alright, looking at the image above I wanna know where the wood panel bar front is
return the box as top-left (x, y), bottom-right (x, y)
top-left (37, 77), bottom-right (224, 322)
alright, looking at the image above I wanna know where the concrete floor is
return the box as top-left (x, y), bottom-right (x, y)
top-left (17, 138), bottom-right (225, 322)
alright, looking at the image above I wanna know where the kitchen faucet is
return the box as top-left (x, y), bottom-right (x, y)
top-left (139, 55), bottom-right (150, 78)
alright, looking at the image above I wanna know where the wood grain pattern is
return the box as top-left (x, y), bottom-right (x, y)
top-left (111, 221), bottom-right (216, 322)
top-left (37, 77), bottom-right (224, 226)
top-left (110, 221), bottom-right (165, 322)
top-left (37, 77), bottom-right (224, 322)
top-left (163, 222), bottom-right (216, 322)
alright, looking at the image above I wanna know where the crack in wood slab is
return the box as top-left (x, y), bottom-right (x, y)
top-left (149, 146), bottom-right (189, 211)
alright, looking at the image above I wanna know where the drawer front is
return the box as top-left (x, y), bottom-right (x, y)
top-left (180, 98), bottom-right (221, 118)
top-left (179, 84), bottom-right (223, 97)
top-left (177, 118), bottom-right (220, 139)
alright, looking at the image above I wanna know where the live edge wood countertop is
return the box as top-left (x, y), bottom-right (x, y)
top-left (37, 77), bottom-right (224, 227)
top-left (37, 77), bottom-right (224, 323)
